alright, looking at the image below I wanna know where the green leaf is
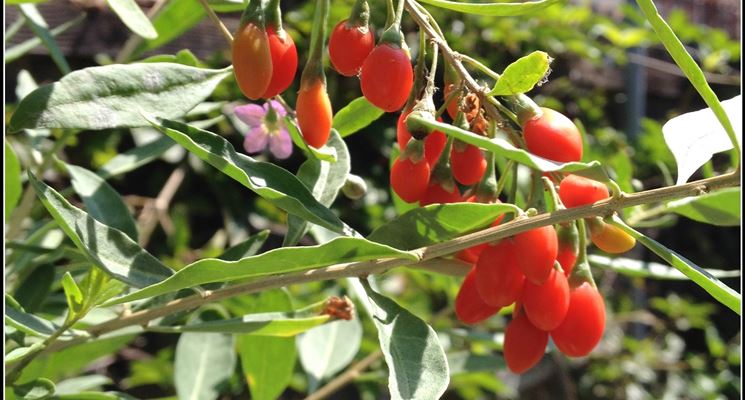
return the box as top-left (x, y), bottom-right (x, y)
top-left (55, 375), bottom-right (112, 395)
top-left (174, 332), bottom-right (235, 400)
top-left (60, 162), bottom-right (139, 241)
top-left (5, 141), bottom-right (22, 219)
top-left (97, 136), bottom-right (177, 179)
top-left (410, 116), bottom-right (603, 173)
top-left (140, 49), bottom-right (202, 67)
top-left (282, 117), bottom-right (338, 162)
top-left (5, 343), bottom-right (45, 364)
top-left (105, 0), bottom-right (157, 39)
top-left (12, 378), bottom-right (55, 400)
top-left (416, 0), bottom-right (561, 17)
top-left (489, 51), bottom-right (551, 96)
top-left (149, 118), bottom-right (351, 235)
top-left (5, 13), bottom-right (85, 64)
top-left (134, 0), bottom-right (205, 57)
top-left (297, 317), bottom-right (362, 390)
top-left (148, 312), bottom-right (330, 335)
top-left (285, 130), bottom-right (351, 246)
top-left (636, 0), bottom-right (739, 165)
top-left (56, 391), bottom-right (138, 399)
top-left (589, 254), bottom-right (740, 280)
top-left (666, 187), bottom-right (740, 226)
top-left (18, 4), bottom-right (70, 74)
top-left (237, 290), bottom-right (297, 400)
top-left (61, 271), bottom-right (85, 317)
top-left (9, 63), bottom-right (230, 132)
top-left (332, 97), bottom-right (385, 137)
top-left (107, 237), bottom-right (416, 304)
top-left (20, 334), bottom-right (135, 382)
top-left (4, 297), bottom-right (74, 338)
top-left (360, 280), bottom-right (449, 400)
top-left (13, 265), bottom-right (55, 313)
top-left (368, 203), bottom-right (519, 250)
top-left (217, 230), bottom-right (270, 261)
top-left (610, 216), bottom-right (741, 315)
top-left (5, 0), bottom-right (49, 4)
top-left (28, 172), bottom-right (173, 288)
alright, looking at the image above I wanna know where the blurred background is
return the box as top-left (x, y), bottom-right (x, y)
top-left (5, 0), bottom-right (741, 398)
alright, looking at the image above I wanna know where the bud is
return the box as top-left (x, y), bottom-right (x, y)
top-left (342, 173), bottom-right (367, 200)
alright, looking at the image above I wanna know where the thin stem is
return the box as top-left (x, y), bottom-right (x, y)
top-left (32, 171), bottom-right (740, 359)
top-left (198, 0), bottom-right (234, 44)
top-left (460, 53), bottom-right (500, 81)
top-left (115, 0), bottom-right (171, 63)
top-left (494, 159), bottom-right (514, 200)
top-left (304, 351), bottom-right (383, 400)
top-left (6, 130), bottom-right (76, 241)
top-left (5, 317), bottom-right (78, 383)
top-left (301, 0), bottom-right (329, 85)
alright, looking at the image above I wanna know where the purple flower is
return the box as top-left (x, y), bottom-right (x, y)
top-left (234, 100), bottom-right (293, 159)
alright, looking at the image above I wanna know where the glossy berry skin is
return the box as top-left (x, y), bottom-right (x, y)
top-left (455, 268), bottom-right (500, 325)
top-left (559, 174), bottom-right (609, 208)
top-left (503, 312), bottom-right (549, 374)
top-left (390, 157), bottom-right (430, 203)
top-left (397, 112), bottom-right (447, 166)
top-left (475, 240), bottom-right (525, 308)
top-left (419, 182), bottom-right (461, 206)
top-left (450, 144), bottom-right (486, 185)
top-left (522, 267), bottom-right (570, 331)
top-left (457, 205), bottom-right (504, 263)
top-left (328, 20), bottom-right (375, 77)
top-left (556, 246), bottom-right (578, 277)
top-left (360, 44), bottom-right (413, 112)
top-left (262, 27), bottom-right (298, 98)
top-left (590, 223), bottom-right (636, 254)
top-left (232, 23), bottom-right (273, 100)
top-left (523, 108), bottom-right (583, 163)
top-left (296, 80), bottom-right (333, 148)
top-left (512, 226), bottom-right (559, 285)
top-left (443, 83), bottom-right (459, 120)
top-left (551, 282), bottom-right (606, 357)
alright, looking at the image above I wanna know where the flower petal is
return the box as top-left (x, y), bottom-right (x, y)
top-left (267, 100), bottom-right (287, 118)
top-left (244, 125), bottom-right (269, 154)
top-left (234, 104), bottom-right (266, 127)
top-left (268, 128), bottom-right (293, 159)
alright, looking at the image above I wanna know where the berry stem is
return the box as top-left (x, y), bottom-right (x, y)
top-left (567, 218), bottom-right (597, 289)
top-left (301, 0), bottom-right (329, 85)
top-left (347, 0), bottom-right (370, 27)
top-left (474, 150), bottom-right (498, 202)
top-left (265, 0), bottom-right (283, 31)
top-left (542, 176), bottom-right (562, 213)
top-left (240, 0), bottom-right (266, 28)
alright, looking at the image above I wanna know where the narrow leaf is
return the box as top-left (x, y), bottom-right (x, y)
top-left (217, 230), bottom-right (270, 261)
top-left (282, 116), bottom-right (338, 162)
top-left (135, 0), bottom-right (205, 56)
top-left (9, 63), bottom-right (230, 132)
top-left (174, 332), bottom-right (235, 400)
top-left (297, 317), bottom-right (362, 390)
top-left (28, 172), bottom-right (173, 288)
top-left (236, 290), bottom-right (296, 400)
top-left (636, 0), bottom-right (740, 164)
top-left (416, 0), bottom-right (561, 16)
top-left (332, 97), bottom-right (385, 137)
top-left (105, 0), bottom-right (158, 39)
top-left (666, 187), bottom-right (740, 226)
top-left (97, 135), bottom-right (177, 179)
top-left (107, 237), bottom-right (417, 304)
top-left (61, 271), bottom-right (84, 316)
top-left (662, 96), bottom-right (741, 184)
top-left (5, 301), bottom-right (62, 338)
top-left (368, 203), bottom-right (519, 250)
top-left (410, 116), bottom-right (603, 173)
top-left (589, 254), bottom-right (740, 280)
top-left (12, 378), bottom-right (55, 400)
top-left (610, 216), bottom-right (740, 315)
top-left (5, 141), bottom-right (22, 218)
top-left (18, 4), bottom-right (70, 74)
top-left (148, 312), bottom-right (330, 335)
top-left (5, 13), bottom-right (85, 64)
top-left (360, 280), bottom-right (449, 400)
top-left (60, 162), bottom-right (139, 241)
top-left (149, 117), bottom-right (352, 235)
top-left (285, 130), bottom-right (350, 246)
top-left (489, 51), bottom-right (551, 96)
